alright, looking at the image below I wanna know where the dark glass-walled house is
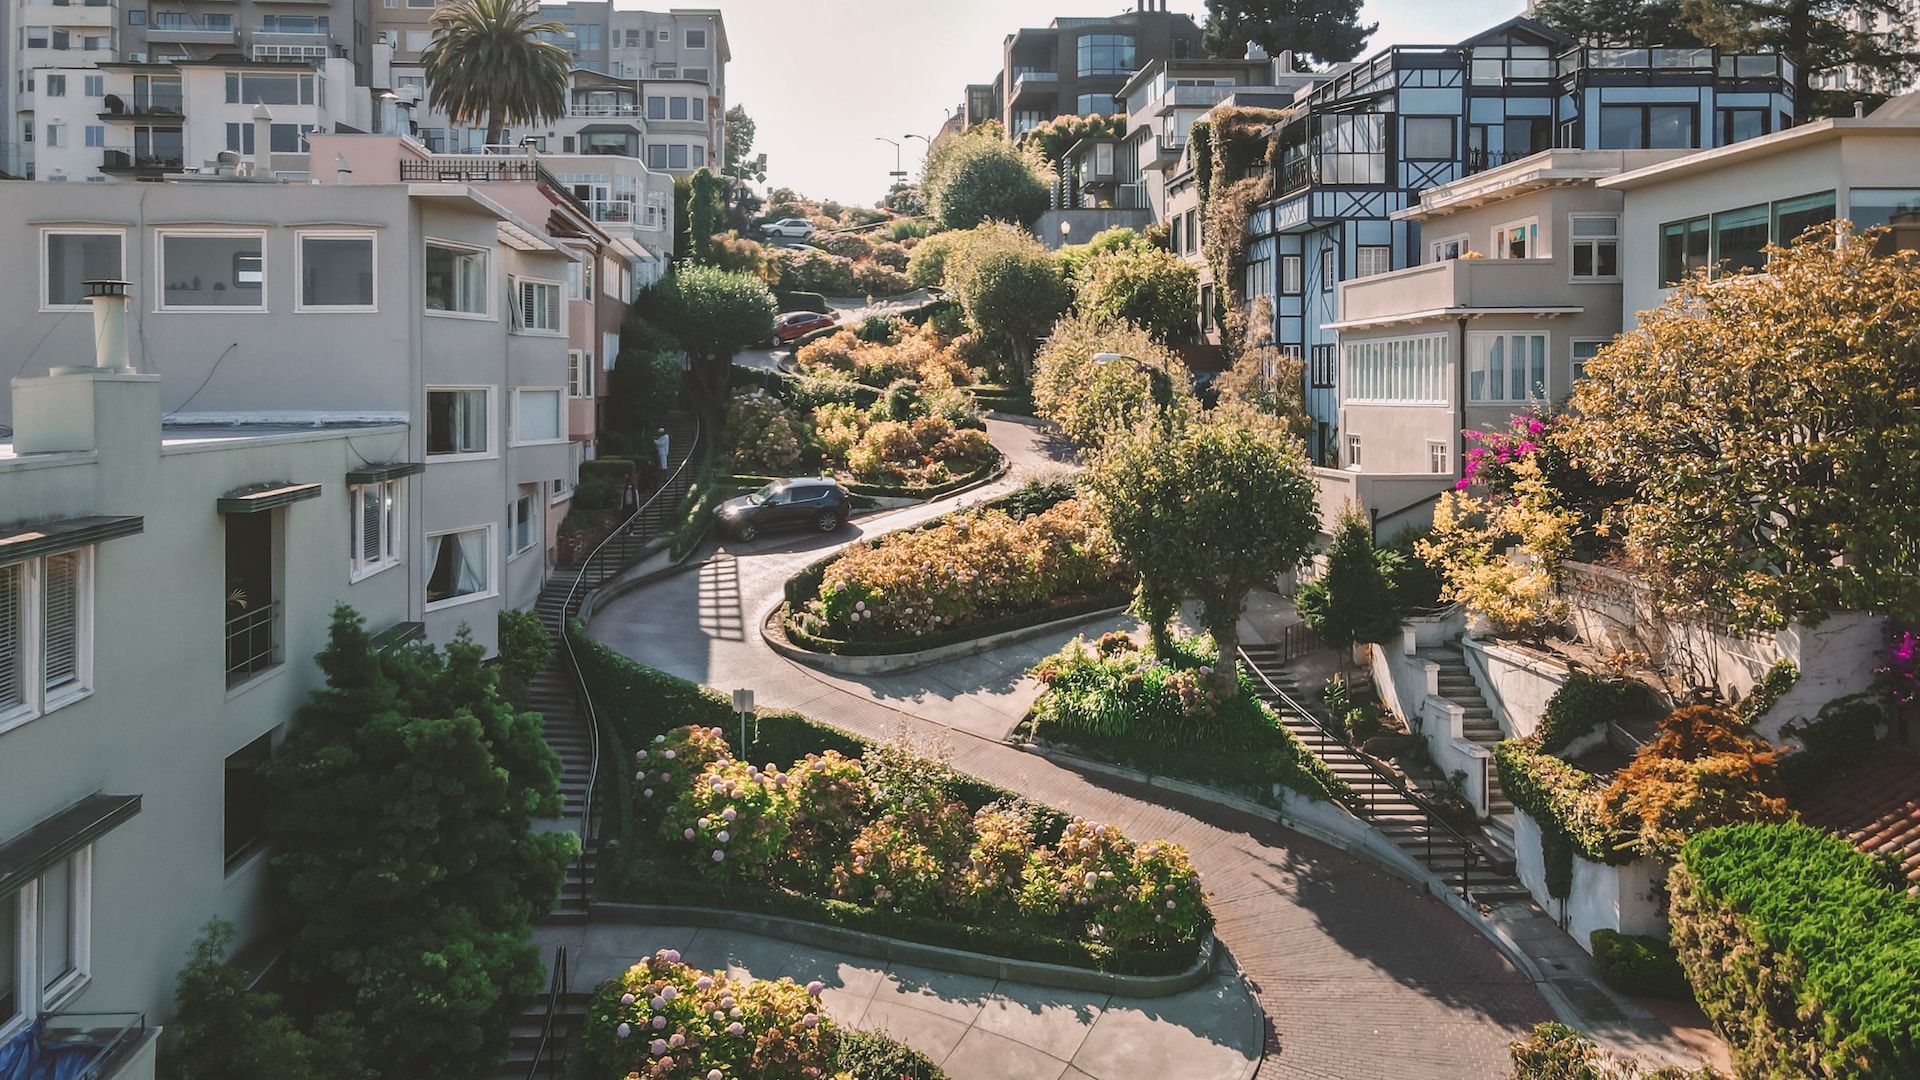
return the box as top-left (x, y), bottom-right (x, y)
top-left (1241, 16), bottom-right (1794, 464)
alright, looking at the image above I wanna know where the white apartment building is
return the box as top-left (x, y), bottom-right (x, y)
top-left (0, 284), bottom-right (414, 1079)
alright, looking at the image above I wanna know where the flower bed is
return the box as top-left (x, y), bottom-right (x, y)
top-left (788, 499), bottom-right (1125, 647)
top-left (567, 625), bottom-right (1208, 976)
top-left (1025, 633), bottom-right (1352, 806)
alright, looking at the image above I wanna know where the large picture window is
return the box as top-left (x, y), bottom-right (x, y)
top-left (42, 230), bottom-right (122, 309)
top-left (1076, 33), bottom-right (1135, 76)
top-left (1343, 333), bottom-right (1449, 404)
top-left (298, 233), bottom-right (374, 310)
top-left (1467, 332), bottom-right (1548, 403)
top-left (513, 389), bottom-right (564, 444)
top-left (426, 527), bottom-right (492, 608)
top-left (1570, 216), bottom-right (1618, 279)
top-left (1712, 204), bottom-right (1770, 276)
top-left (0, 847), bottom-right (90, 1031)
top-left (425, 242), bottom-right (488, 315)
top-left (427, 389), bottom-right (490, 457)
top-left (159, 233), bottom-right (266, 309)
top-left (1850, 187), bottom-right (1920, 256)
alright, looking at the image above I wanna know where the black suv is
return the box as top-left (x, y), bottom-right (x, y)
top-left (713, 478), bottom-right (853, 541)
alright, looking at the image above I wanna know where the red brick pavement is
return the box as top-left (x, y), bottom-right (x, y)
top-left (592, 559), bottom-right (1551, 1080)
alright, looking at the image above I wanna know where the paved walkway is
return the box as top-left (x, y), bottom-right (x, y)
top-left (585, 419), bottom-right (1717, 1079)
top-left (534, 921), bottom-right (1260, 1080)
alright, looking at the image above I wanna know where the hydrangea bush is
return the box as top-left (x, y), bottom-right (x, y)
top-left (584, 949), bottom-right (835, 1080)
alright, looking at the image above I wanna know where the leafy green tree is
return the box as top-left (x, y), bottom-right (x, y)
top-left (721, 104), bottom-right (764, 187)
top-left (1075, 246), bottom-right (1199, 346)
top-left (925, 131), bottom-right (1050, 231)
top-left (608, 313), bottom-right (682, 447)
top-left (1032, 313), bottom-right (1198, 454)
top-left (1557, 224), bottom-right (1920, 631)
top-left (420, 0), bottom-right (570, 148)
top-left (494, 607), bottom-right (552, 711)
top-left (956, 248), bottom-right (1071, 384)
top-left (1202, 0), bottom-right (1376, 68)
top-left (687, 168), bottom-right (727, 265)
top-left (1687, 0), bottom-right (1919, 111)
top-left (906, 232), bottom-right (957, 288)
top-left (159, 919), bottom-right (357, 1080)
top-left (264, 608), bottom-right (574, 1080)
top-left (1297, 508), bottom-right (1403, 679)
top-left (1531, 0), bottom-right (1703, 46)
top-left (1018, 113), bottom-right (1126, 169)
top-left (1091, 421), bottom-right (1320, 677)
top-left (637, 266), bottom-right (776, 431)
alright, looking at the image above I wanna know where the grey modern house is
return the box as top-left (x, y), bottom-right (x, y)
top-left (962, 0), bottom-right (1205, 137)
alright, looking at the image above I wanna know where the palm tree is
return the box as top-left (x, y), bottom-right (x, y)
top-left (420, 0), bottom-right (572, 150)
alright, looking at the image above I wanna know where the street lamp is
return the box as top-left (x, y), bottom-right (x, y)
top-left (1093, 351), bottom-right (1176, 427)
top-left (875, 136), bottom-right (906, 188)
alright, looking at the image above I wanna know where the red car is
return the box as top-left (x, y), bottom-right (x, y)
top-left (771, 310), bottom-right (835, 345)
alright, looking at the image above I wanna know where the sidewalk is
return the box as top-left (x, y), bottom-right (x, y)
top-left (534, 921), bottom-right (1261, 1080)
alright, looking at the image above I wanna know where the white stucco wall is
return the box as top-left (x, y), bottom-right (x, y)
top-left (1512, 807), bottom-right (1668, 951)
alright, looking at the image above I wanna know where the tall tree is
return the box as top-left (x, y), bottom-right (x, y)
top-left (955, 249), bottom-right (1071, 385)
top-left (1074, 245), bottom-right (1200, 346)
top-left (1297, 507), bottom-right (1403, 680)
top-left (1555, 223), bottom-right (1920, 632)
top-left (636, 265), bottom-right (776, 432)
top-left (1532, 0), bottom-right (1704, 47)
top-left (924, 129), bottom-right (1050, 231)
top-left (1091, 420), bottom-right (1321, 685)
top-left (420, 0), bottom-right (571, 148)
top-left (264, 608), bottom-right (574, 1080)
top-left (721, 104), bottom-right (764, 186)
top-left (1686, 0), bottom-right (1920, 112)
top-left (1202, 0), bottom-right (1376, 68)
top-left (687, 168), bottom-right (726, 265)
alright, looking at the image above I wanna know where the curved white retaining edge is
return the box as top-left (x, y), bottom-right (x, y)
top-left (762, 603), bottom-right (1131, 676)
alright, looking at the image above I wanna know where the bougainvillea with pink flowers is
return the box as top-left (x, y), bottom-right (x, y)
top-left (1876, 624), bottom-right (1919, 707)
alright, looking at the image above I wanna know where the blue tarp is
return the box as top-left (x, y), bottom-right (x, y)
top-left (0, 1021), bottom-right (107, 1080)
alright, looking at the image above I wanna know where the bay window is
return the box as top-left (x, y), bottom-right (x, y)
top-left (425, 242), bottom-right (487, 315)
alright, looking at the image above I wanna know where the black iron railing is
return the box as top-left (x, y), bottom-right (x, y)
top-left (525, 945), bottom-right (568, 1080)
top-left (225, 602), bottom-right (278, 687)
top-left (1240, 648), bottom-right (1488, 899)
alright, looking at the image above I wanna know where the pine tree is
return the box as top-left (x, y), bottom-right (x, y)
top-left (1296, 507), bottom-right (1403, 678)
top-left (1202, 0), bottom-right (1376, 68)
top-left (264, 607), bottom-right (575, 1080)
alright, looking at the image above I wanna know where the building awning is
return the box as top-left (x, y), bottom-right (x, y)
top-left (0, 794), bottom-right (141, 897)
top-left (0, 515), bottom-right (143, 564)
top-left (345, 462), bottom-right (425, 485)
top-left (614, 236), bottom-right (656, 261)
top-left (1322, 306), bottom-right (1585, 332)
top-left (217, 481), bottom-right (322, 514)
top-left (576, 123), bottom-right (641, 136)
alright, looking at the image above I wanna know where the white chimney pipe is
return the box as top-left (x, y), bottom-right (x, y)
top-left (84, 280), bottom-right (133, 372)
top-left (252, 103), bottom-right (274, 175)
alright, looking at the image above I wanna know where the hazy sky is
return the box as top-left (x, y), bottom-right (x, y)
top-left (696, 0), bottom-right (1528, 207)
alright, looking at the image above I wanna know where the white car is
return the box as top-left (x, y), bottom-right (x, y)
top-left (759, 218), bottom-right (817, 239)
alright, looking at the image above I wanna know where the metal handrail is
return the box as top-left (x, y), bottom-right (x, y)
top-left (556, 414), bottom-right (702, 908)
top-left (38, 1011), bottom-right (146, 1079)
top-left (524, 945), bottom-right (568, 1080)
top-left (1238, 647), bottom-right (1487, 898)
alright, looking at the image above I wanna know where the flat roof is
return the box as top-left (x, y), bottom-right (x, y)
top-left (1599, 117), bottom-right (1920, 190)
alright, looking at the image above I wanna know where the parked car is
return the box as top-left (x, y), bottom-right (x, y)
top-left (771, 310), bottom-right (836, 345)
top-left (759, 218), bottom-right (817, 239)
top-left (714, 478), bottom-right (853, 541)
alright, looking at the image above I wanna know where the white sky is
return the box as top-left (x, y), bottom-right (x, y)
top-left (690, 0), bottom-right (1528, 206)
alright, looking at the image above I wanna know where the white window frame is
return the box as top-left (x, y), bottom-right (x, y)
top-left (424, 524), bottom-right (496, 612)
top-left (348, 480), bottom-right (401, 581)
top-left (1492, 217), bottom-right (1540, 260)
top-left (0, 550), bottom-right (95, 737)
top-left (1571, 338), bottom-right (1607, 383)
top-left (1428, 440), bottom-right (1450, 475)
top-left (423, 239), bottom-right (491, 320)
top-left (40, 227), bottom-right (124, 312)
top-left (295, 230), bottom-right (378, 313)
top-left (511, 276), bottom-right (564, 334)
top-left (0, 846), bottom-right (93, 1040)
top-left (154, 230), bottom-right (268, 313)
top-left (511, 387), bottom-right (567, 446)
top-left (509, 489), bottom-right (537, 558)
top-left (1320, 247), bottom-right (1336, 291)
top-left (1346, 434), bottom-right (1362, 470)
top-left (1568, 214), bottom-right (1620, 282)
top-left (1466, 330), bottom-right (1550, 403)
top-left (567, 350), bottom-right (594, 398)
top-left (1429, 234), bottom-right (1469, 262)
top-left (1341, 333), bottom-right (1450, 406)
top-left (1355, 244), bottom-right (1392, 278)
top-left (425, 386), bottom-right (494, 460)
top-left (1280, 254), bottom-right (1302, 295)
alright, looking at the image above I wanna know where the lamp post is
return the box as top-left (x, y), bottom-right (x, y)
top-left (1093, 351), bottom-right (1176, 429)
top-left (875, 136), bottom-right (906, 192)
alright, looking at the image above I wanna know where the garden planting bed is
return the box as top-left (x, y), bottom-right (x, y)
top-left (569, 623), bottom-right (1215, 981)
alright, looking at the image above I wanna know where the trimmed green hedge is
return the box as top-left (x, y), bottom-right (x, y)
top-left (1538, 673), bottom-right (1644, 754)
top-left (731, 364), bottom-right (882, 411)
top-left (835, 1029), bottom-right (947, 1080)
top-left (1671, 822), bottom-right (1920, 1079)
top-left (578, 456), bottom-right (638, 483)
top-left (1590, 929), bottom-right (1691, 1000)
top-left (561, 623), bottom-right (1222, 977)
top-left (775, 289), bottom-right (831, 314)
top-left (783, 592), bottom-right (1129, 657)
top-left (961, 383), bottom-right (1035, 416)
top-left (1494, 739), bottom-right (1634, 898)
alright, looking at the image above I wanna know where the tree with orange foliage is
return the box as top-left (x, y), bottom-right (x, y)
top-left (1598, 706), bottom-right (1788, 858)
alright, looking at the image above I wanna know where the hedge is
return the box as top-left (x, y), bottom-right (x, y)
top-left (784, 591), bottom-right (1129, 657)
top-left (1494, 739), bottom-right (1634, 899)
top-left (774, 289), bottom-right (831, 314)
top-left (578, 456), bottom-right (638, 483)
top-left (730, 364), bottom-right (882, 411)
top-left (961, 383), bottom-right (1035, 416)
top-left (1671, 822), bottom-right (1920, 1079)
top-left (560, 623), bottom-right (1221, 976)
top-left (1590, 929), bottom-right (1692, 1000)
top-left (1537, 673), bottom-right (1644, 754)
top-left (835, 1029), bottom-right (947, 1080)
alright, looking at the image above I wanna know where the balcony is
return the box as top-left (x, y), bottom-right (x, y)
top-left (26, 2), bottom-right (116, 28)
top-left (225, 600), bottom-right (279, 688)
top-left (1011, 68), bottom-right (1059, 101)
top-left (1331, 256), bottom-right (1583, 330)
top-left (101, 146), bottom-right (183, 172)
top-left (566, 103), bottom-right (641, 118)
top-left (579, 198), bottom-right (635, 223)
top-left (16, 1012), bottom-right (158, 1080)
top-left (144, 20), bottom-right (237, 44)
top-left (1156, 83), bottom-right (1233, 112)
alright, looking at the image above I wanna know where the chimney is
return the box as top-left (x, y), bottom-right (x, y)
top-left (1247, 41), bottom-right (1268, 61)
top-left (84, 280), bottom-right (133, 373)
top-left (252, 103), bottom-right (273, 175)
top-left (1855, 99), bottom-right (1866, 117)
top-left (1274, 49), bottom-right (1293, 74)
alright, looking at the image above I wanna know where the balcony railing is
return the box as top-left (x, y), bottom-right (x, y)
top-left (225, 601), bottom-right (278, 687)
top-left (1154, 134), bottom-right (1185, 160)
top-left (401, 156), bottom-right (542, 181)
top-left (566, 103), bottom-right (641, 117)
top-left (1464, 147), bottom-right (1529, 175)
top-left (29, 1011), bottom-right (149, 1080)
top-left (1277, 156), bottom-right (1313, 197)
top-left (579, 198), bottom-right (635, 223)
top-left (101, 147), bottom-right (182, 170)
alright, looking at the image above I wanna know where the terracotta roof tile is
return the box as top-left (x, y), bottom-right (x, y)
top-left (1794, 746), bottom-right (1920, 893)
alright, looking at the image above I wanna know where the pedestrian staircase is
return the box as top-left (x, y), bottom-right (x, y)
top-left (491, 415), bottom-right (701, 1080)
top-left (1240, 643), bottom-right (1530, 905)
top-left (1423, 646), bottom-right (1515, 823)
